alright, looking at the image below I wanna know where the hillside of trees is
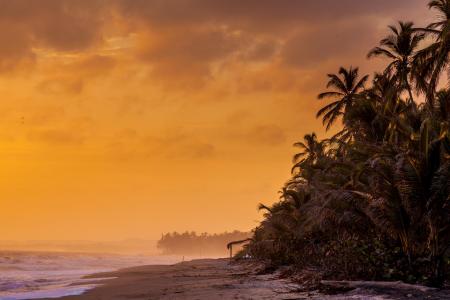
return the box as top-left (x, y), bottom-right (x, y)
top-left (157, 231), bottom-right (251, 256)
top-left (243, 0), bottom-right (450, 287)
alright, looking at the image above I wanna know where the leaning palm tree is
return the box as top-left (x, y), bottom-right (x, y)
top-left (317, 67), bottom-right (369, 130)
top-left (368, 21), bottom-right (424, 103)
top-left (414, 0), bottom-right (450, 106)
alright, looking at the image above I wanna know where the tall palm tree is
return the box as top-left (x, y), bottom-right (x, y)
top-left (414, 0), bottom-right (450, 107)
top-left (317, 67), bottom-right (369, 130)
top-left (368, 21), bottom-right (424, 103)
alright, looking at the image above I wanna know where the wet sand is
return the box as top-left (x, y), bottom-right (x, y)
top-left (45, 258), bottom-right (450, 300)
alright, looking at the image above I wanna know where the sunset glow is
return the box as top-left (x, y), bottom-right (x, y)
top-left (0, 0), bottom-right (431, 241)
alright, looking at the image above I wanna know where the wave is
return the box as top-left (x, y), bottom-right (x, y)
top-left (0, 251), bottom-right (183, 300)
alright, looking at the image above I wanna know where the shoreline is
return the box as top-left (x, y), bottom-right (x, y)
top-left (40, 258), bottom-right (306, 300)
top-left (39, 258), bottom-right (450, 300)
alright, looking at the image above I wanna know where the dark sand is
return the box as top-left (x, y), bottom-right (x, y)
top-left (45, 258), bottom-right (450, 300)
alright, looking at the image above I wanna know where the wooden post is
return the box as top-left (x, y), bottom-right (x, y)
top-left (229, 244), bottom-right (232, 260)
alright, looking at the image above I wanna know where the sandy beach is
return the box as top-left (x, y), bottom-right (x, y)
top-left (40, 258), bottom-right (450, 300)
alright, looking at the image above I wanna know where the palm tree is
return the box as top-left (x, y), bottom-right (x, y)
top-left (368, 21), bottom-right (424, 103)
top-left (414, 0), bottom-right (450, 106)
top-left (292, 133), bottom-right (324, 172)
top-left (435, 89), bottom-right (450, 121)
top-left (317, 67), bottom-right (369, 130)
top-left (248, 0), bottom-right (450, 285)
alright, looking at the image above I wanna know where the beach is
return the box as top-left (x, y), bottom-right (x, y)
top-left (42, 259), bottom-right (449, 300)
top-left (43, 258), bottom-right (300, 300)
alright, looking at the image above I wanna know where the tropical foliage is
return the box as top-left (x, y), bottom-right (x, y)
top-left (245, 1), bottom-right (450, 287)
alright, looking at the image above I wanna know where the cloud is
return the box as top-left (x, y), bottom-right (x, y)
top-left (37, 77), bottom-right (84, 95)
top-left (114, 0), bottom-right (427, 87)
top-left (135, 27), bottom-right (242, 83)
top-left (0, 21), bottom-right (35, 72)
top-left (142, 131), bottom-right (216, 159)
top-left (0, 0), bottom-right (107, 72)
top-left (106, 128), bottom-right (216, 161)
top-left (36, 55), bottom-right (117, 95)
top-left (228, 124), bottom-right (287, 147)
top-left (25, 114), bottom-right (93, 146)
top-left (72, 55), bottom-right (117, 76)
top-left (0, 0), bottom-right (107, 51)
top-left (189, 142), bottom-right (215, 159)
top-left (27, 129), bottom-right (85, 145)
top-left (115, 0), bottom-right (424, 31)
top-left (249, 124), bottom-right (287, 146)
top-left (281, 20), bottom-right (378, 69)
top-left (0, 0), bottom-right (429, 84)
top-left (241, 39), bottom-right (278, 62)
top-left (27, 106), bottom-right (66, 126)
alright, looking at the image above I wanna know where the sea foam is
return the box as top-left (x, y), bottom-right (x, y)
top-left (0, 251), bottom-right (181, 300)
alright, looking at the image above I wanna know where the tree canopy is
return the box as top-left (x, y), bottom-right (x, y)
top-left (245, 0), bottom-right (450, 287)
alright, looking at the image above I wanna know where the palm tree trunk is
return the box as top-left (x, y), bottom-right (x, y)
top-left (427, 55), bottom-right (446, 110)
top-left (405, 78), bottom-right (415, 104)
top-left (401, 67), bottom-right (415, 104)
top-left (428, 223), bottom-right (444, 287)
top-left (427, 85), bottom-right (436, 110)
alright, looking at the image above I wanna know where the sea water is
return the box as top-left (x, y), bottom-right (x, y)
top-left (0, 251), bottom-right (182, 300)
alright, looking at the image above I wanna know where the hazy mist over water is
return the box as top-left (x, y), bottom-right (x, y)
top-left (0, 240), bottom-right (159, 256)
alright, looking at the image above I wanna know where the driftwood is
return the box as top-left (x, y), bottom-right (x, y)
top-left (319, 280), bottom-right (437, 295)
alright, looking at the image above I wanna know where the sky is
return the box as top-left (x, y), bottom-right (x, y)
top-left (0, 0), bottom-right (432, 241)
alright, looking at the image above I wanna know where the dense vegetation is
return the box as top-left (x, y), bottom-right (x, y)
top-left (157, 231), bottom-right (250, 256)
top-left (245, 0), bottom-right (450, 287)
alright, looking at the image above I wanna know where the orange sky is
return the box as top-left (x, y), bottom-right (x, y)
top-left (0, 0), bottom-right (431, 241)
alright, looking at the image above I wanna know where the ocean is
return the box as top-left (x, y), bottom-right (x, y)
top-left (0, 251), bottom-right (182, 300)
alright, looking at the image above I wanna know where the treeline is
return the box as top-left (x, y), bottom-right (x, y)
top-left (244, 0), bottom-right (450, 287)
top-left (157, 231), bottom-right (251, 256)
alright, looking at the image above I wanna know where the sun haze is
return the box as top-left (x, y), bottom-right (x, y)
top-left (0, 0), bottom-right (430, 241)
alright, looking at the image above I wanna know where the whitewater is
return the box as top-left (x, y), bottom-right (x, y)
top-left (0, 251), bottom-right (182, 300)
